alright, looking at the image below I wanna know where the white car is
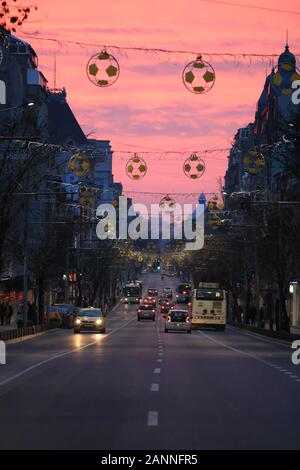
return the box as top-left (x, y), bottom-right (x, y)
top-left (164, 309), bottom-right (191, 334)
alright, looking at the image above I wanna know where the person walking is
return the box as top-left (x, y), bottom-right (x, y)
top-left (6, 303), bottom-right (13, 325)
top-left (0, 302), bottom-right (5, 326)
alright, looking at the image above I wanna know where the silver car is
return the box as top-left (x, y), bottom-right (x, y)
top-left (164, 309), bottom-right (191, 334)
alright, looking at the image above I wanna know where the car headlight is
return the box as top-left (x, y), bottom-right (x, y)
top-left (95, 318), bottom-right (102, 325)
top-left (125, 297), bottom-right (128, 301)
top-left (75, 318), bottom-right (81, 325)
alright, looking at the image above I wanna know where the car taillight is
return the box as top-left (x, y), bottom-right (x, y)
top-left (137, 310), bottom-right (141, 313)
top-left (176, 294), bottom-right (179, 297)
top-left (186, 316), bottom-right (190, 323)
top-left (183, 291), bottom-right (186, 294)
top-left (152, 309), bottom-right (155, 313)
top-left (167, 315), bottom-right (171, 322)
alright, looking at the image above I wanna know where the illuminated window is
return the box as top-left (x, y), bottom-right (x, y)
top-left (0, 80), bottom-right (6, 104)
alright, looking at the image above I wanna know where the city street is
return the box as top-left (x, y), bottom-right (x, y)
top-left (0, 273), bottom-right (299, 450)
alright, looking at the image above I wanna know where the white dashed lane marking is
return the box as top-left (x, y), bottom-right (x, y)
top-left (150, 383), bottom-right (159, 392)
top-left (147, 411), bottom-right (158, 426)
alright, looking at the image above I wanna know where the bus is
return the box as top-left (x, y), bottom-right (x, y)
top-left (191, 282), bottom-right (226, 330)
top-left (123, 283), bottom-right (142, 304)
top-left (175, 283), bottom-right (192, 303)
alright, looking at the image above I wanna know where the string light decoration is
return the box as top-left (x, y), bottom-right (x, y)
top-left (243, 148), bottom-right (265, 175)
top-left (20, 34), bottom-right (299, 65)
top-left (182, 55), bottom-right (216, 94)
top-left (207, 194), bottom-right (224, 229)
top-left (125, 154), bottom-right (147, 180)
top-left (183, 153), bottom-right (206, 179)
top-left (159, 194), bottom-right (176, 211)
top-left (68, 151), bottom-right (90, 177)
top-left (86, 50), bottom-right (120, 87)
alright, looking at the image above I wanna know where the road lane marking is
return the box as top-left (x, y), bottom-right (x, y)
top-left (157, 358), bottom-right (163, 362)
top-left (154, 368), bottom-right (161, 374)
top-left (198, 330), bottom-right (300, 382)
top-left (147, 411), bottom-right (158, 426)
top-left (150, 383), bottom-right (159, 392)
top-left (0, 317), bottom-right (136, 388)
top-left (158, 352), bottom-right (163, 356)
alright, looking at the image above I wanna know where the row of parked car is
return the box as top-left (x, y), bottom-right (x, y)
top-left (47, 304), bottom-right (81, 328)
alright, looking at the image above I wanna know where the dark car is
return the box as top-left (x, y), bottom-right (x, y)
top-left (148, 287), bottom-right (158, 296)
top-left (54, 304), bottom-right (80, 328)
top-left (160, 301), bottom-right (174, 314)
top-left (137, 304), bottom-right (156, 321)
top-left (143, 296), bottom-right (157, 306)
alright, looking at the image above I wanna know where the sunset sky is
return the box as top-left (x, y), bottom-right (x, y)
top-left (19, 0), bottom-right (300, 206)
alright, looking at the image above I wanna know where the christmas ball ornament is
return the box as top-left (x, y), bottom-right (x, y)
top-left (183, 153), bottom-right (205, 179)
top-left (159, 194), bottom-right (176, 211)
top-left (86, 50), bottom-right (120, 87)
top-left (243, 148), bottom-right (265, 175)
top-left (272, 66), bottom-right (300, 96)
top-left (68, 151), bottom-right (90, 177)
top-left (125, 154), bottom-right (147, 180)
top-left (207, 194), bottom-right (223, 229)
top-left (182, 55), bottom-right (215, 94)
top-left (79, 186), bottom-right (96, 207)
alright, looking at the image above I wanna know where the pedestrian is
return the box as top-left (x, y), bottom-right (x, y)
top-left (29, 303), bottom-right (37, 325)
top-left (237, 303), bottom-right (243, 323)
top-left (6, 303), bottom-right (13, 325)
top-left (0, 301), bottom-right (5, 326)
top-left (259, 305), bottom-right (265, 329)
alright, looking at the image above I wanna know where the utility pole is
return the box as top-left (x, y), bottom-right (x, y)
top-left (65, 247), bottom-right (69, 304)
top-left (22, 203), bottom-right (29, 327)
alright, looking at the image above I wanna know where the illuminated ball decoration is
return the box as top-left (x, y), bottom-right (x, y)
top-left (86, 51), bottom-right (120, 87)
top-left (159, 194), bottom-right (176, 211)
top-left (272, 64), bottom-right (300, 97)
top-left (183, 153), bottom-right (205, 179)
top-left (125, 154), bottom-right (147, 180)
top-left (207, 194), bottom-right (224, 229)
top-left (243, 148), bottom-right (265, 175)
top-left (183, 55), bottom-right (215, 94)
top-left (68, 151), bottom-right (90, 177)
top-left (79, 186), bottom-right (96, 208)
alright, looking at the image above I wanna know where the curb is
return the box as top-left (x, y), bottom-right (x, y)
top-left (228, 321), bottom-right (300, 342)
top-left (3, 327), bottom-right (59, 345)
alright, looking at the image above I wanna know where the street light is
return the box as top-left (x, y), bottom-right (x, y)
top-left (0, 101), bottom-right (35, 113)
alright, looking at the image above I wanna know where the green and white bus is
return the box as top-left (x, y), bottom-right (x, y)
top-left (123, 283), bottom-right (142, 304)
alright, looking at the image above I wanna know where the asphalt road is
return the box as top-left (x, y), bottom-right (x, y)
top-left (0, 273), bottom-right (300, 450)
